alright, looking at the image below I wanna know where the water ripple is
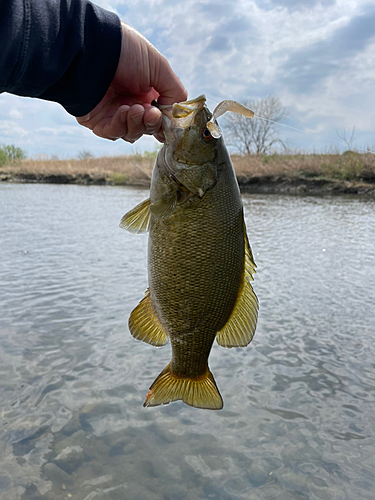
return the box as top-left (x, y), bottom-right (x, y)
top-left (0, 185), bottom-right (375, 499)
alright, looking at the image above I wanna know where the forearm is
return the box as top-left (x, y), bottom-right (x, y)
top-left (0, 0), bottom-right (121, 116)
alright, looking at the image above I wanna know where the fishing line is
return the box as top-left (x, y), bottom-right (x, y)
top-left (205, 96), bottom-right (375, 155)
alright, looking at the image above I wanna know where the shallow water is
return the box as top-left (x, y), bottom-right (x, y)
top-left (0, 183), bottom-right (374, 500)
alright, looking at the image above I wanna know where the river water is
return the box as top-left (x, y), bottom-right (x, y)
top-left (0, 183), bottom-right (374, 500)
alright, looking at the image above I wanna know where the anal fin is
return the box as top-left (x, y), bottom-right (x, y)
top-left (129, 289), bottom-right (168, 347)
top-left (216, 225), bottom-right (258, 348)
top-left (119, 198), bottom-right (151, 234)
top-left (144, 364), bottom-right (223, 410)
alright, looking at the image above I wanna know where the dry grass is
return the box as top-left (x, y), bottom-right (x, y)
top-left (1, 151), bottom-right (375, 187)
top-left (232, 152), bottom-right (375, 182)
top-left (1, 154), bottom-right (155, 186)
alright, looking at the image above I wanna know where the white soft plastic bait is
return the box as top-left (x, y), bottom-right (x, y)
top-left (206, 100), bottom-right (254, 139)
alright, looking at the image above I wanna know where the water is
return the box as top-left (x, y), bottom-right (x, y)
top-left (0, 183), bottom-right (374, 500)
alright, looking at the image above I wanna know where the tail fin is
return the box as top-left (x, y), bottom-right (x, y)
top-left (143, 364), bottom-right (223, 410)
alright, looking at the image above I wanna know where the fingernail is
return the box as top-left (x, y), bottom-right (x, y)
top-left (146, 114), bottom-right (159, 126)
top-left (145, 115), bottom-right (160, 133)
top-left (146, 127), bottom-right (159, 136)
top-left (131, 112), bottom-right (143, 125)
top-left (146, 116), bottom-right (159, 132)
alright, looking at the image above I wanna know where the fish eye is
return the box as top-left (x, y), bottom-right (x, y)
top-left (202, 127), bottom-right (213, 140)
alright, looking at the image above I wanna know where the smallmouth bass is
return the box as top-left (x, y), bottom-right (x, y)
top-left (120, 95), bottom-right (258, 410)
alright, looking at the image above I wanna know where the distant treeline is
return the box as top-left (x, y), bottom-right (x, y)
top-left (0, 144), bottom-right (26, 166)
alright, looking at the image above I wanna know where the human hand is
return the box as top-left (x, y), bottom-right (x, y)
top-left (76, 22), bottom-right (187, 143)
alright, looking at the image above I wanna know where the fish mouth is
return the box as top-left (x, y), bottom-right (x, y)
top-left (170, 95), bottom-right (206, 123)
top-left (154, 95), bottom-right (207, 132)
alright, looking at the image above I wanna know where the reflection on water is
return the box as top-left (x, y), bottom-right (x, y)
top-left (0, 184), bottom-right (375, 499)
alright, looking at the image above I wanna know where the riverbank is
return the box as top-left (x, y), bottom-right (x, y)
top-left (1, 151), bottom-right (375, 195)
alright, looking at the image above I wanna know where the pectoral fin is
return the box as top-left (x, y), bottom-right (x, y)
top-left (119, 198), bottom-right (151, 234)
top-left (150, 191), bottom-right (178, 219)
top-left (129, 289), bottom-right (168, 346)
top-left (216, 228), bottom-right (258, 348)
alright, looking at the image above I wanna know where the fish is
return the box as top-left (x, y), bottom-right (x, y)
top-left (120, 95), bottom-right (258, 410)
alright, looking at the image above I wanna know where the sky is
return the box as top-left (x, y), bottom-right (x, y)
top-left (0, 0), bottom-right (374, 158)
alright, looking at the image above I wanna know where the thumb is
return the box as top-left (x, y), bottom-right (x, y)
top-left (152, 54), bottom-right (187, 105)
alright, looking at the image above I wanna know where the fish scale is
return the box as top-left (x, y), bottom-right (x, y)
top-left (120, 95), bottom-right (258, 410)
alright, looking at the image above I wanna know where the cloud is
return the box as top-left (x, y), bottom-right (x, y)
top-left (1, 0), bottom-right (374, 155)
top-left (280, 4), bottom-right (375, 93)
top-left (36, 126), bottom-right (86, 136)
top-left (0, 120), bottom-right (28, 138)
top-left (0, 93), bottom-right (155, 158)
top-left (255, 0), bottom-right (336, 12)
top-left (196, 1), bottom-right (241, 20)
top-left (221, 17), bottom-right (253, 34)
top-left (206, 35), bottom-right (231, 52)
top-left (9, 109), bottom-right (22, 119)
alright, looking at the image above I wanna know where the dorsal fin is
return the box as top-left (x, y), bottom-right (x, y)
top-left (216, 224), bottom-right (258, 348)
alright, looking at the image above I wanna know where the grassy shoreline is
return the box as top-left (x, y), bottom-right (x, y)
top-left (1, 152), bottom-right (375, 195)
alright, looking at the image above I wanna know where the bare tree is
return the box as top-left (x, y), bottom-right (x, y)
top-left (223, 96), bottom-right (287, 155)
top-left (77, 150), bottom-right (94, 160)
top-left (336, 126), bottom-right (356, 151)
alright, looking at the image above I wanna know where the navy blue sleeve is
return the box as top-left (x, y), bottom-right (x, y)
top-left (0, 0), bottom-right (122, 116)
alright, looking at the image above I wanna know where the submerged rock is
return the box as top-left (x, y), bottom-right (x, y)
top-left (53, 445), bottom-right (86, 474)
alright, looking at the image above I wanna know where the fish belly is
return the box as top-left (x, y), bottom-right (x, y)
top-left (148, 178), bottom-right (244, 378)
